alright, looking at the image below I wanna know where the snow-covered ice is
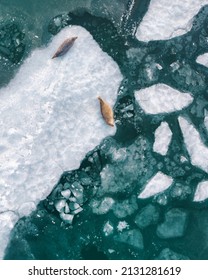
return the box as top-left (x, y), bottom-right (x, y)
top-left (153, 122), bottom-right (172, 155)
top-left (136, 0), bottom-right (208, 41)
top-left (179, 116), bottom-right (208, 173)
top-left (196, 53), bottom-right (208, 67)
top-left (0, 26), bottom-right (122, 258)
top-left (138, 171), bottom-right (173, 199)
top-left (194, 181), bottom-right (208, 202)
top-left (135, 84), bottom-right (193, 114)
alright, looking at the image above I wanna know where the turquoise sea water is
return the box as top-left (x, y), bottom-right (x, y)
top-left (1, 0), bottom-right (208, 259)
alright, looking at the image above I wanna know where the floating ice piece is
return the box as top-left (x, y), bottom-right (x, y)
top-left (134, 204), bottom-right (160, 229)
top-left (91, 197), bottom-right (115, 215)
top-left (196, 53), bottom-right (208, 67)
top-left (61, 189), bottom-right (71, 199)
top-left (60, 213), bottom-right (74, 224)
top-left (114, 229), bottom-right (144, 250)
top-left (117, 221), bottom-right (129, 232)
top-left (103, 221), bottom-right (114, 236)
top-left (0, 25), bottom-right (122, 259)
top-left (194, 181), bottom-right (208, 202)
top-left (135, 84), bottom-right (193, 114)
top-left (55, 199), bottom-right (66, 213)
top-left (136, 0), bottom-right (207, 41)
top-left (138, 171), bottom-right (173, 199)
top-left (113, 195), bottom-right (138, 218)
top-left (156, 208), bottom-right (188, 239)
top-left (179, 116), bottom-right (208, 173)
top-left (153, 122), bottom-right (172, 155)
top-left (155, 248), bottom-right (189, 260)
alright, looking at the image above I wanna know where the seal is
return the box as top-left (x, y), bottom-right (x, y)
top-left (52, 37), bottom-right (78, 59)
top-left (98, 96), bottom-right (114, 127)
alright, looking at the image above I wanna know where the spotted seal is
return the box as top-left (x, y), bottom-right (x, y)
top-left (98, 96), bottom-right (114, 127)
top-left (52, 37), bottom-right (78, 59)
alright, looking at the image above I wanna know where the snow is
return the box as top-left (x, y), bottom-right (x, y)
top-left (135, 84), bottom-right (193, 114)
top-left (138, 171), bottom-right (173, 199)
top-left (0, 26), bottom-right (122, 258)
top-left (136, 0), bottom-right (208, 42)
top-left (178, 116), bottom-right (208, 173)
top-left (194, 181), bottom-right (208, 202)
top-left (153, 122), bottom-right (172, 155)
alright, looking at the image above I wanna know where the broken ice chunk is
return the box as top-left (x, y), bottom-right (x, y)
top-left (156, 208), bottom-right (188, 239)
top-left (60, 213), bottom-right (74, 224)
top-left (138, 172), bottom-right (173, 199)
top-left (71, 182), bottom-right (84, 204)
top-left (91, 197), bottom-right (115, 215)
top-left (112, 195), bottom-right (138, 218)
top-left (69, 202), bottom-right (80, 211)
top-left (61, 189), bottom-right (71, 199)
top-left (135, 84), bottom-right (193, 114)
top-left (179, 116), bottom-right (208, 173)
top-left (153, 122), bottom-right (172, 156)
top-left (103, 221), bottom-right (114, 236)
top-left (117, 221), bottom-right (129, 232)
top-left (194, 181), bottom-right (208, 202)
top-left (114, 229), bottom-right (144, 250)
top-left (55, 199), bottom-right (66, 212)
top-left (155, 248), bottom-right (189, 260)
top-left (135, 204), bottom-right (160, 229)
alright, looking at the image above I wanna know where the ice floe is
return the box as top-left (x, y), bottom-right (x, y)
top-left (135, 84), bottom-right (193, 114)
top-left (178, 116), bottom-right (208, 173)
top-left (138, 171), bottom-right (173, 199)
top-left (194, 181), bottom-right (208, 202)
top-left (153, 122), bottom-right (172, 155)
top-left (0, 26), bottom-right (122, 258)
top-left (136, 0), bottom-right (208, 41)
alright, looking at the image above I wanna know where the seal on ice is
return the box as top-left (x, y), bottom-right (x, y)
top-left (52, 37), bottom-right (78, 59)
top-left (98, 96), bottom-right (114, 127)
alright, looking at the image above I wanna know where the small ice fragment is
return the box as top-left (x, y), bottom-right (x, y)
top-left (55, 199), bottom-right (66, 212)
top-left (117, 221), bottom-right (129, 232)
top-left (60, 213), bottom-right (74, 224)
top-left (72, 207), bottom-right (83, 215)
top-left (134, 204), bottom-right (160, 229)
top-left (114, 229), bottom-right (144, 249)
top-left (61, 189), bottom-right (71, 199)
top-left (91, 197), bottom-right (115, 215)
top-left (156, 208), bottom-right (188, 239)
top-left (69, 202), bottom-right (80, 211)
top-left (103, 221), bottom-right (114, 236)
top-left (194, 181), bottom-right (208, 202)
top-left (138, 172), bottom-right (173, 199)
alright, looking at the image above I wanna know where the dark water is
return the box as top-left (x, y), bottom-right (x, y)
top-left (2, 0), bottom-right (208, 260)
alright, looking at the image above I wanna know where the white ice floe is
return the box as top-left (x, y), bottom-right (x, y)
top-left (0, 26), bottom-right (122, 258)
top-left (136, 0), bottom-right (208, 41)
top-left (194, 181), bottom-right (208, 202)
top-left (178, 116), bottom-right (208, 173)
top-left (138, 171), bottom-right (173, 199)
top-left (153, 122), bottom-right (172, 155)
top-left (135, 84), bottom-right (193, 114)
top-left (196, 53), bottom-right (208, 67)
